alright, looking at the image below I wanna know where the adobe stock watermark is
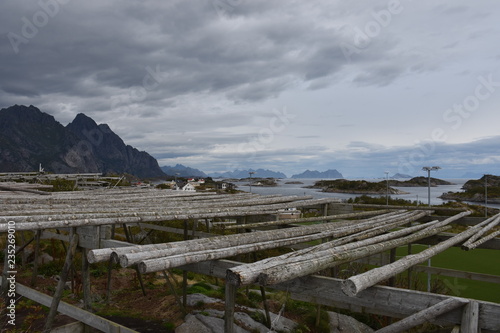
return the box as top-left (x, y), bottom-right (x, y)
top-left (339, 0), bottom-right (411, 62)
top-left (110, 65), bottom-right (163, 118)
top-left (4, 221), bottom-right (17, 326)
top-left (225, 106), bottom-right (295, 172)
top-left (212, 0), bottom-right (245, 20)
top-left (398, 74), bottom-right (500, 174)
top-left (7, 0), bottom-right (72, 55)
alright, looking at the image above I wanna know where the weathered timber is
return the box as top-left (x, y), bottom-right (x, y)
top-left (180, 259), bottom-right (500, 332)
top-left (223, 209), bottom-right (391, 230)
top-left (462, 213), bottom-right (500, 250)
top-left (412, 265), bottom-right (500, 285)
top-left (0, 197), bottom-right (340, 232)
top-left (375, 297), bottom-right (469, 333)
top-left (229, 216), bottom-right (438, 286)
top-left (1, 195), bottom-right (312, 222)
top-left (0, 184), bottom-right (51, 195)
top-left (461, 300), bottom-right (480, 333)
top-left (138, 222), bottom-right (213, 239)
top-left (256, 225), bottom-right (451, 286)
top-left (0, 277), bottom-right (138, 333)
top-left (131, 212), bottom-right (427, 271)
top-left (349, 203), bottom-right (467, 212)
top-left (137, 230), bottom-right (344, 273)
top-left (342, 212), bottom-right (497, 297)
top-left (90, 211), bottom-right (409, 263)
top-left (127, 211), bottom-right (416, 266)
top-left (466, 229), bottom-right (500, 250)
top-left (230, 209), bottom-right (465, 286)
top-left (225, 281), bottom-right (237, 333)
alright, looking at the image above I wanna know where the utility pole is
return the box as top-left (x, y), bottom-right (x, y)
top-left (249, 171), bottom-right (255, 193)
top-left (385, 171), bottom-right (389, 206)
top-left (422, 166), bottom-right (440, 292)
top-left (422, 166), bottom-right (441, 207)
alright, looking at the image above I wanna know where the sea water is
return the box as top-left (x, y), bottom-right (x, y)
top-left (234, 178), bottom-right (500, 209)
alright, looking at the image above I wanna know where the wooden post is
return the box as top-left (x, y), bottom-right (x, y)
top-left (205, 218), bottom-right (211, 233)
top-left (43, 230), bottom-right (79, 332)
top-left (161, 271), bottom-right (186, 315)
top-left (388, 248), bottom-right (396, 287)
top-left (224, 281), bottom-right (237, 333)
top-left (31, 230), bottom-right (41, 286)
top-left (375, 298), bottom-right (468, 333)
top-left (407, 242), bottom-right (413, 289)
top-left (105, 256), bottom-right (114, 303)
top-left (122, 224), bottom-right (146, 297)
top-left (315, 304), bottom-right (322, 329)
top-left (461, 300), bottom-right (479, 333)
top-left (183, 220), bottom-right (188, 307)
top-left (81, 249), bottom-right (92, 311)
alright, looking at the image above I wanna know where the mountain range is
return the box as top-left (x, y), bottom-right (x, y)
top-left (208, 168), bottom-right (287, 179)
top-left (161, 164), bottom-right (208, 178)
top-left (0, 105), bottom-right (165, 178)
top-left (291, 169), bottom-right (343, 179)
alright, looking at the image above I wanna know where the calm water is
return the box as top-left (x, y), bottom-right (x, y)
top-left (234, 178), bottom-right (500, 209)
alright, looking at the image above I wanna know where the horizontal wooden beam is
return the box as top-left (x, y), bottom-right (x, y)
top-left (179, 259), bottom-right (500, 332)
top-left (412, 265), bottom-right (500, 285)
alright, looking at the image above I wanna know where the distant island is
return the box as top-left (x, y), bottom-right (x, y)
top-left (291, 169), bottom-right (343, 179)
top-left (392, 173), bottom-right (412, 179)
top-left (308, 179), bottom-right (408, 195)
top-left (388, 177), bottom-right (454, 187)
top-left (440, 175), bottom-right (500, 203)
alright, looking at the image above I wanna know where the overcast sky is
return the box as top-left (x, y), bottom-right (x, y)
top-left (1, 0), bottom-right (500, 178)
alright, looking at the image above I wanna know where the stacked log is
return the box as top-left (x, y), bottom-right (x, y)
top-left (227, 211), bottom-right (469, 286)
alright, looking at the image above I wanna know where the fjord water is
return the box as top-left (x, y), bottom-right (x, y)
top-left (237, 178), bottom-right (500, 208)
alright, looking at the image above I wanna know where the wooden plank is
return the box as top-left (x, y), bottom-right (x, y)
top-left (0, 277), bottom-right (138, 332)
top-left (138, 222), bottom-right (213, 238)
top-left (180, 260), bottom-right (500, 332)
top-left (412, 266), bottom-right (500, 285)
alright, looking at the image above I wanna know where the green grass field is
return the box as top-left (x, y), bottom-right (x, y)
top-left (396, 245), bottom-right (500, 303)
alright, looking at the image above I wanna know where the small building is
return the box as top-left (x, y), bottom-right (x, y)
top-left (215, 182), bottom-right (235, 191)
top-left (176, 181), bottom-right (196, 191)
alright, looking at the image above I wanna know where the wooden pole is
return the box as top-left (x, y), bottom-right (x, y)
top-left (229, 218), bottom-right (447, 286)
top-left (43, 231), bottom-right (79, 332)
top-left (461, 300), bottom-right (479, 333)
top-left (122, 224), bottom-right (146, 297)
top-left (81, 249), bottom-right (92, 311)
top-left (223, 209), bottom-right (391, 230)
top-left (343, 213), bottom-right (492, 297)
top-left (105, 256), bottom-right (115, 303)
top-left (466, 229), bottom-right (500, 250)
top-left (224, 280), bottom-right (237, 333)
top-left (114, 211), bottom-right (424, 267)
top-left (257, 224), bottom-right (451, 287)
top-left (31, 230), bottom-right (41, 286)
top-left (462, 213), bottom-right (500, 250)
top-left (182, 220), bottom-right (188, 307)
top-left (375, 298), bottom-right (468, 333)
